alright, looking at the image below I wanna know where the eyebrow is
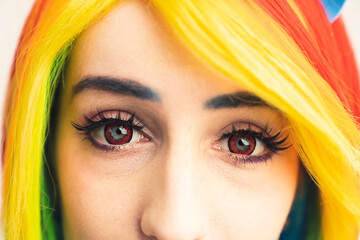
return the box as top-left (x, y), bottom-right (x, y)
top-left (71, 76), bottom-right (161, 101)
top-left (204, 91), bottom-right (270, 109)
top-left (71, 76), bottom-right (269, 109)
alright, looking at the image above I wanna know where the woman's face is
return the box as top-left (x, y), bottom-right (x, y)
top-left (55, 0), bottom-right (299, 239)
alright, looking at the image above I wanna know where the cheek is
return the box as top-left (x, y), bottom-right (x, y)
top-left (55, 125), bottom-right (146, 239)
top-left (209, 149), bottom-right (299, 240)
top-left (55, 114), bottom-right (299, 240)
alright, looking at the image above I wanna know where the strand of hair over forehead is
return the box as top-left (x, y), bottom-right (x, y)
top-left (2, 0), bottom-right (360, 239)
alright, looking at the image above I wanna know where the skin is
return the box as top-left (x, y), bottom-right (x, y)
top-left (54, 0), bottom-right (300, 239)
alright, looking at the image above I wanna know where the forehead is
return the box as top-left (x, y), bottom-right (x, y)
top-left (65, 0), bottom-right (245, 97)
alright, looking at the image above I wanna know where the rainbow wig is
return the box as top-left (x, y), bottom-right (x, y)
top-left (2, 0), bottom-right (360, 239)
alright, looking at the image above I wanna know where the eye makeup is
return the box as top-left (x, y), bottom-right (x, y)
top-left (71, 108), bottom-right (291, 167)
top-left (213, 122), bottom-right (291, 166)
top-left (71, 109), bottom-right (151, 151)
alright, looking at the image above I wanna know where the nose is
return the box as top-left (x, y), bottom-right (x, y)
top-left (140, 142), bottom-right (210, 240)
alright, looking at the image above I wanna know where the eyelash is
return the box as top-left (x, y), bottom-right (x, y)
top-left (71, 111), bottom-right (290, 166)
top-left (216, 124), bottom-right (290, 165)
top-left (71, 110), bottom-right (145, 151)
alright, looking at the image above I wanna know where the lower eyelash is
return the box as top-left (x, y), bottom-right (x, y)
top-left (230, 152), bottom-right (275, 166)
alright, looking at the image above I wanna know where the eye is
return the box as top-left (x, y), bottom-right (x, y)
top-left (92, 122), bottom-right (143, 145)
top-left (223, 132), bottom-right (265, 155)
top-left (214, 123), bottom-right (290, 166)
top-left (71, 110), bottom-right (152, 152)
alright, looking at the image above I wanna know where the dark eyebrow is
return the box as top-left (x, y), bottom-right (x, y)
top-left (204, 91), bottom-right (270, 109)
top-left (71, 76), bottom-right (161, 101)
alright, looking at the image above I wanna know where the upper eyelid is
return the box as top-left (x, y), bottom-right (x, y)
top-left (218, 129), bottom-right (265, 141)
top-left (93, 109), bottom-right (140, 124)
top-left (71, 111), bottom-right (144, 134)
top-left (216, 122), bottom-right (268, 139)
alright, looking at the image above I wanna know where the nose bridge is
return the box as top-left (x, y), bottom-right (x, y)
top-left (140, 123), bottom-right (209, 239)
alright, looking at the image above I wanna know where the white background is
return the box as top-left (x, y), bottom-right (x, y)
top-left (0, 1), bottom-right (359, 239)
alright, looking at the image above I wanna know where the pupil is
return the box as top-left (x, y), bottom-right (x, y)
top-left (111, 126), bottom-right (127, 139)
top-left (236, 137), bottom-right (250, 151)
top-left (228, 133), bottom-right (255, 155)
top-left (104, 123), bottom-right (132, 145)
top-left (116, 127), bottom-right (125, 135)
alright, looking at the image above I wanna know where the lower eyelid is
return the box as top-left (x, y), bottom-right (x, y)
top-left (220, 151), bottom-right (275, 168)
top-left (232, 152), bottom-right (274, 164)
